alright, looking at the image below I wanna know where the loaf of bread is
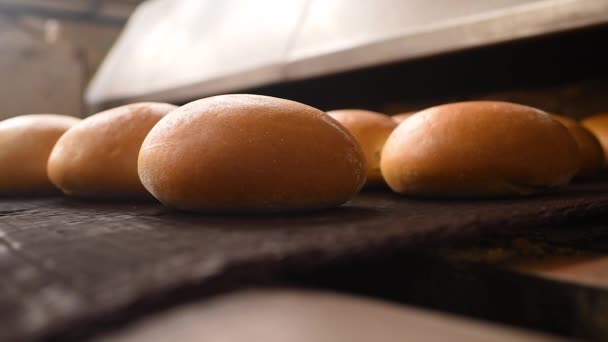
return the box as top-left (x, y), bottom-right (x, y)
top-left (138, 95), bottom-right (367, 212)
top-left (392, 112), bottom-right (415, 124)
top-left (47, 102), bottom-right (177, 199)
top-left (582, 113), bottom-right (608, 166)
top-left (0, 114), bottom-right (80, 195)
top-left (327, 109), bottom-right (397, 186)
top-left (552, 114), bottom-right (603, 178)
top-left (381, 101), bottom-right (581, 197)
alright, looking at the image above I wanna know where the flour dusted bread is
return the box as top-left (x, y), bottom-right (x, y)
top-left (381, 101), bottom-right (581, 197)
top-left (551, 114), bottom-right (603, 178)
top-left (0, 114), bottom-right (80, 195)
top-left (138, 94), bottom-right (367, 213)
top-left (327, 109), bottom-right (397, 186)
top-left (582, 113), bottom-right (608, 166)
top-left (47, 102), bottom-right (177, 199)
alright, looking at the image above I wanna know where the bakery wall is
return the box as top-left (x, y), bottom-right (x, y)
top-left (0, 0), bottom-right (143, 120)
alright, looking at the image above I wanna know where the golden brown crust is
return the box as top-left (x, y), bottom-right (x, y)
top-left (552, 114), bottom-right (604, 178)
top-left (47, 102), bottom-right (177, 199)
top-left (381, 101), bottom-right (581, 197)
top-left (392, 112), bottom-right (415, 124)
top-left (138, 94), bottom-right (367, 212)
top-left (582, 113), bottom-right (608, 167)
top-left (328, 109), bottom-right (397, 186)
top-left (0, 114), bottom-right (80, 195)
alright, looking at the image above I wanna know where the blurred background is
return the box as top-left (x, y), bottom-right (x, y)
top-left (0, 0), bottom-right (143, 119)
top-left (0, 0), bottom-right (607, 119)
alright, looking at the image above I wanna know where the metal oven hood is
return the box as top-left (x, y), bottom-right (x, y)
top-left (86, 0), bottom-right (608, 108)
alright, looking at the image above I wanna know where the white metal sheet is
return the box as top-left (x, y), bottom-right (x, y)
top-left (86, 0), bottom-right (608, 107)
top-left (86, 0), bottom-right (307, 105)
top-left (286, 0), bottom-right (608, 80)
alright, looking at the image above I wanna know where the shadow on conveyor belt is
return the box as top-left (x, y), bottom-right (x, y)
top-left (285, 217), bottom-right (608, 341)
top-left (43, 211), bottom-right (608, 342)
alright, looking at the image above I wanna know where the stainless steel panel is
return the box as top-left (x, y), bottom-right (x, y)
top-left (286, 0), bottom-right (608, 80)
top-left (86, 0), bottom-right (308, 105)
top-left (86, 0), bottom-right (608, 107)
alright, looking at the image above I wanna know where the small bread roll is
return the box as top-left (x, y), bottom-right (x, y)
top-left (392, 112), bottom-right (415, 124)
top-left (0, 114), bottom-right (80, 195)
top-left (582, 113), bottom-right (608, 165)
top-left (327, 109), bottom-right (397, 186)
top-left (381, 101), bottom-right (580, 197)
top-left (48, 102), bottom-right (177, 199)
top-left (138, 94), bottom-right (367, 213)
top-left (551, 114), bottom-right (604, 178)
